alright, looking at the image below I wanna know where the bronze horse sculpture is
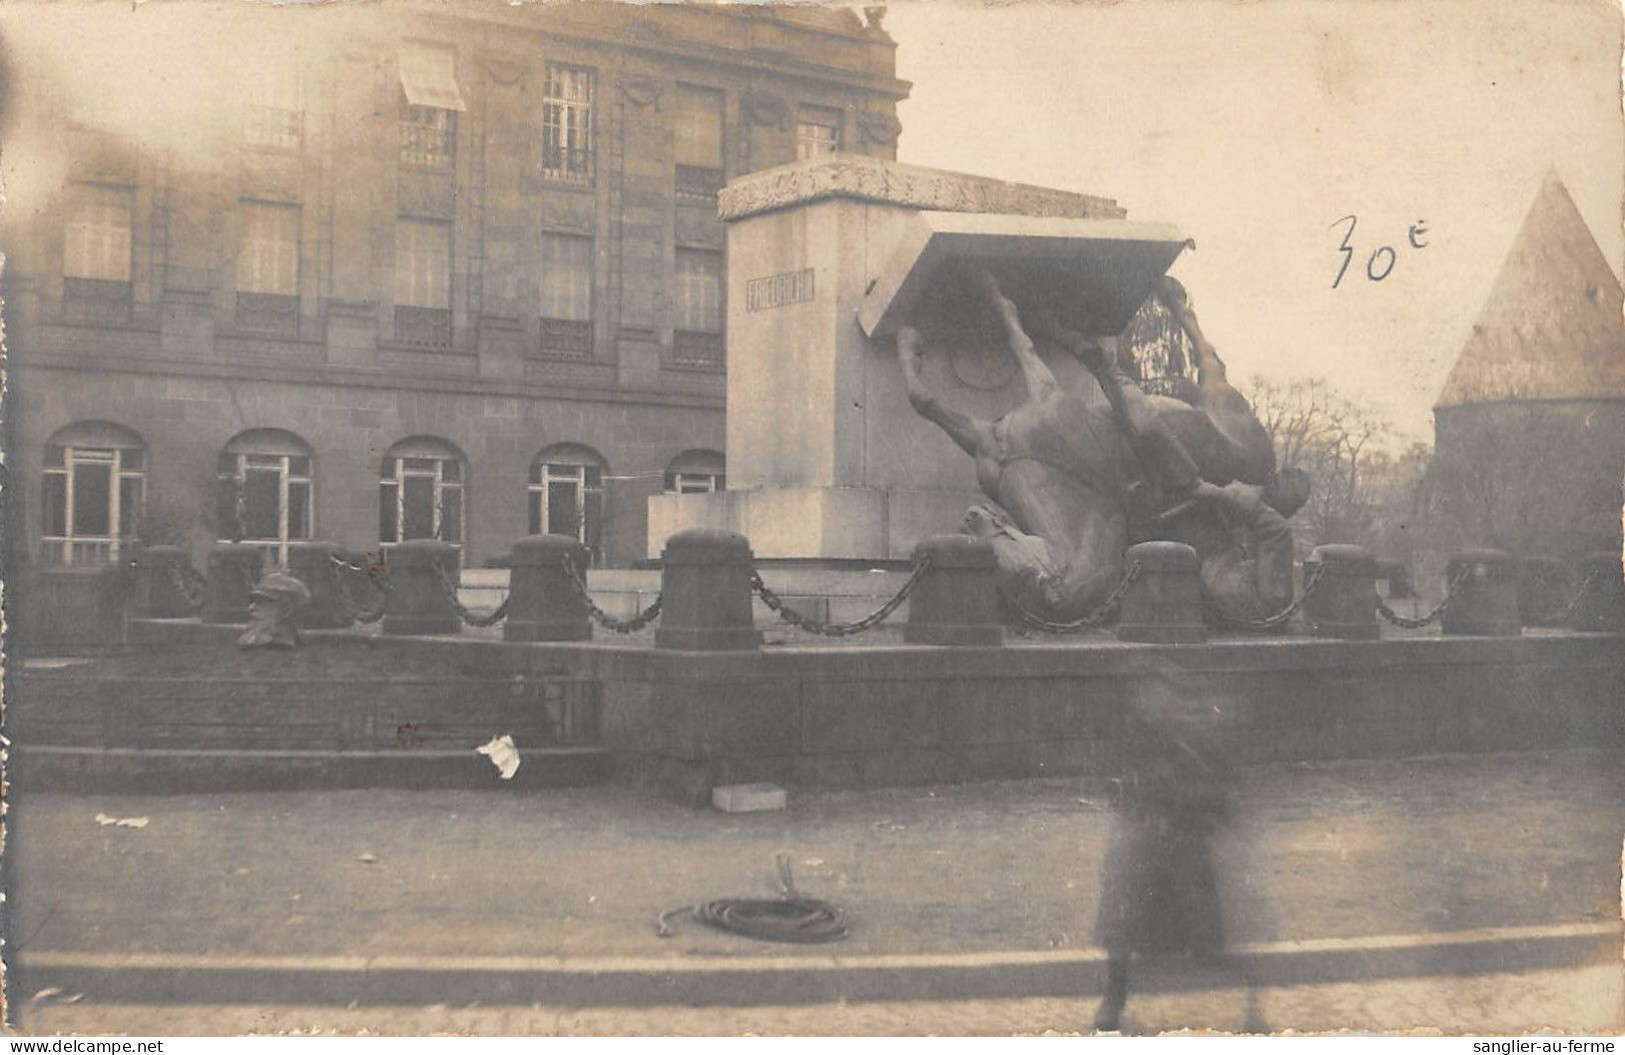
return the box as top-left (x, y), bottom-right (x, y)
top-left (897, 269), bottom-right (1307, 621)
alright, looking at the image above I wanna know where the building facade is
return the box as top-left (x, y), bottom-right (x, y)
top-left (2, 3), bottom-right (908, 582)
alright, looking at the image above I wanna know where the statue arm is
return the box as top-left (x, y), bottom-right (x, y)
top-left (897, 325), bottom-right (994, 458)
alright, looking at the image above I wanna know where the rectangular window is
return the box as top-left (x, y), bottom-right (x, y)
top-left (539, 233), bottom-right (594, 358)
top-left (797, 106), bottom-right (842, 160)
top-left (540, 234), bottom-right (593, 322)
top-left (675, 85), bottom-right (724, 201)
top-left (542, 64), bottom-right (595, 184)
top-left (64, 185), bottom-right (132, 282)
top-left (237, 202), bottom-right (299, 295)
top-left (674, 249), bottom-right (724, 333)
top-left (243, 55), bottom-right (301, 150)
top-left (398, 41), bottom-right (463, 167)
top-left (44, 446), bottom-right (143, 565)
top-left (395, 218), bottom-right (451, 309)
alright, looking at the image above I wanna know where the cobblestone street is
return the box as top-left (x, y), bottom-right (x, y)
top-left (8, 750), bottom-right (1623, 1035)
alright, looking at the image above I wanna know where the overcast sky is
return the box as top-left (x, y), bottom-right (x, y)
top-left (880, 0), bottom-right (1623, 443)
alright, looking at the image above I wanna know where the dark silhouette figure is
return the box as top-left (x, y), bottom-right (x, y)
top-left (1093, 658), bottom-right (1236, 1033)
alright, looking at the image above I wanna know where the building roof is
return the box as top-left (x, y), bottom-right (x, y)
top-left (1435, 176), bottom-right (1625, 408)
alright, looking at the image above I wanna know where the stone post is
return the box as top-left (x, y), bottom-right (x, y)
top-left (903, 535), bottom-right (1002, 646)
top-left (654, 529), bottom-right (759, 651)
top-left (504, 534), bottom-right (594, 643)
top-left (131, 544), bottom-right (193, 619)
top-left (1441, 549), bottom-right (1521, 637)
top-left (202, 543), bottom-right (264, 625)
top-left (1569, 552), bottom-right (1625, 633)
top-left (1515, 555), bottom-right (1574, 627)
top-left (382, 540), bottom-right (462, 637)
top-left (286, 542), bottom-right (351, 630)
top-left (1302, 544), bottom-right (1380, 640)
top-left (1116, 541), bottom-right (1207, 644)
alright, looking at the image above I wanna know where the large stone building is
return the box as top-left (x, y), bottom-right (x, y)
top-left (1, 3), bottom-right (908, 587)
top-left (1426, 176), bottom-right (1625, 561)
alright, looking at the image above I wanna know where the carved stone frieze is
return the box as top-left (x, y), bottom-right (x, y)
top-left (485, 58), bottom-right (525, 86)
top-left (856, 111), bottom-right (902, 146)
top-left (717, 156), bottom-right (1126, 223)
top-left (742, 91), bottom-right (790, 131)
top-left (618, 77), bottom-right (662, 111)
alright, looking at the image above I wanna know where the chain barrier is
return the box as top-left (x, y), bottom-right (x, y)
top-left (749, 559), bottom-right (931, 638)
top-left (435, 561), bottom-right (511, 628)
top-left (330, 553), bottom-right (390, 625)
top-left (1007, 562), bottom-right (1141, 634)
top-left (1375, 566), bottom-right (1470, 630)
top-left (1205, 561), bottom-right (1329, 633)
top-left (165, 561), bottom-right (207, 611)
top-left (565, 559), bottom-right (663, 634)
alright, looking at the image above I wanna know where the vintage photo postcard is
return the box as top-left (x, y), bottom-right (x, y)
top-left (0, 0), bottom-right (1620, 1038)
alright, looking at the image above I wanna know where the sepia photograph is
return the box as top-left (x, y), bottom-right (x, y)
top-left (0, 0), bottom-right (1621, 1038)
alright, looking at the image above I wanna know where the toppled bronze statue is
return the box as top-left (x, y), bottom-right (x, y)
top-left (898, 269), bottom-right (1309, 622)
top-left (237, 571), bottom-right (312, 649)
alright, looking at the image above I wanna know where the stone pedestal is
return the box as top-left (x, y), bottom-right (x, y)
top-left (287, 542), bottom-right (351, 630)
top-left (655, 529), bottom-right (760, 651)
top-left (132, 545), bottom-right (193, 619)
top-left (903, 535), bottom-right (1002, 646)
top-left (202, 543), bottom-right (263, 625)
top-left (649, 155), bottom-right (1187, 563)
top-left (382, 540), bottom-right (462, 637)
top-left (1516, 556), bottom-right (1575, 627)
top-left (1569, 552), bottom-right (1625, 633)
top-left (504, 534), bottom-right (593, 643)
top-left (1442, 549), bottom-right (1522, 637)
top-left (1303, 544), bottom-right (1380, 640)
top-left (1116, 541), bottom-right (1207, 644)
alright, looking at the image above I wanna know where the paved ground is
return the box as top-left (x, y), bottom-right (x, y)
top-left (6, 750), bottom-right (1623, 1035)
top-left (19, 966), bottom-right (1624, 1036)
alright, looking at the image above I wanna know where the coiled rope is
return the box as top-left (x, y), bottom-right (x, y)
top-left (656, 853), bottom-right (847, 944)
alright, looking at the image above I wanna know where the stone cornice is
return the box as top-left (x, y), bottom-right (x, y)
top-left (717, 156), bottom-right (1126, 224)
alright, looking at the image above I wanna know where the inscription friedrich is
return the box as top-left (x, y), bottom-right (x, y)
top-left (746, 268), bottom-right (816, 312)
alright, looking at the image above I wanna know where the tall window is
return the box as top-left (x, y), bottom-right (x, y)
top-left (674, 84), bottom-right (724, 201)
top-left (542, 63), bottom-right (595, 185)
top-left (673, 248), bottom-right (724, 367)
top-left (41, 422), bottom-right (146, 565)
top-left (243, 54), bottom-right (301, 150)
top-left (394, 218), bottom-right (452, 348)
top-left (398, 41), bottom-right (464, 167)
top-left (796, 106), bottom-right (842, 159)
top-left (529, 444), bottom-right (606, 564)
top-left (217, 430), bottom-right (314, 567)
top-left (236, 201), bottom-right (300, 335)
top-left (64, 184), bottom-right (133, 323)
top-left (539, 233), bottom-right (593, 358)
top-left (379, 437), bottom-right (465, 547)
top-left (664, 449), bottom-right (725, 494)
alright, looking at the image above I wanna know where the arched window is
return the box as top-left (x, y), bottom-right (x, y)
top-left (529, 443), bottom-right (606, 563)
top-left (663, 449), bottom-right (725, 494)
top-left (42, 421), bottom-right (146, 565)
top-left (380, 436), bottom-right (465, 546)
top-left (218, 429), bottom-right (315, 566)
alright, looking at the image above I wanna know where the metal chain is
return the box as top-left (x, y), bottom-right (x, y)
top-left (1205, 561), bottom-right (1329, 633)
top-left (565, 559), bottom-right (663, 633)
top-left (1376, 565), bottom-right (1470, 630)
top-left (330, 553), bottom-right (389, 625)
top-left (1007, 562), bottom-right (1141, 634)
top-left (434, 561), bottom-right (511, 628)
top-left (749, 559), bottom-right (931, 637)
